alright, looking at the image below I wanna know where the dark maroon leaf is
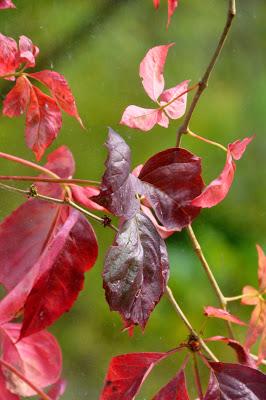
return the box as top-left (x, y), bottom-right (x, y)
top-left (92, 128), bottom-right (139, 219)
top-left (204, 372), bottom-right (219, 400)
top-left (100, 352), bottom-right (169, 400)
top-left (103, 211), bottom-right (169, 329)
top-left (152, 369), bottom-right (189, 399)
top-left (210, 362), bottom-right (266, 399)
top-left (138, 148), bottom-right (204, 230)
top-left (0, 146), bottom-right (74, 292)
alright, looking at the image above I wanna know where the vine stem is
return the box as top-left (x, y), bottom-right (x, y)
top-left (165, 286), bottom-right (218, 362)
top-left (192, 353), bottom-right (203, 400)
top-left (0, 182), bottom-right (118, 232)
top-left (186, 224), bottom-right (234, 339)
top-left (176, 0), bottom-right (236, 146)
top-left (0, 358), bottom-right (52, 400)
top-left (0, 175), bottom-right (100, 186)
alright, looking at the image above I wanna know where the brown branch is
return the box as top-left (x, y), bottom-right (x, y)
top-left (186, 225), bottom-right (234, 339)
top-left (165, 286), bottom-right (218, 362)
top-left (176, 0), bottom-right (236, 145)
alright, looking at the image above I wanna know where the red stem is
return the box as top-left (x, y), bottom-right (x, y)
top-left (0, 358), bottom-right (52, 400)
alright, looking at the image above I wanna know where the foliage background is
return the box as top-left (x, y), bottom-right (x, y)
top-left (0, 0), bottom-right (265, 398)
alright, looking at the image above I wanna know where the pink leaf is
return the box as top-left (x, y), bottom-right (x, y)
top-left (228, 135), bottom-right (254, 161)
top-left (204, 306), bottom-right (246, 326)
top-left (18, 35), bottom-right (39, 68)
top-left (0, 370), bottom-right (18, 399)
top-left (0, 0), bottom-right (15, 9)
top-left (257, 245), bottom-right (266, 292)
top-left (167, 0), bottom-right (179, 28)
top-left (26, 84), bottom-right (62, 160)
top-left (0, 33), bottom-right (18, 77)
top-left (159, 80), bottom-right (189, 119)
top-left (153, 0), bottom-right (160, 9)
top-left (0, 146), bottom-right (74, 292)
top-left (29, 70), bottom-right (83, 126)
top-left (71, 185), bottom-right (106, 211)
top-left (0, 323), bottom-right (62, 397)
top-left (100, 352), bottom-right (169, 399)
top-left (139, 44), bottom-right (174, 101)
top-left (120, 105), bottom-right (163, 131)
top-left (241, 285), bottom-right (259, 306)
top-left (245, 302), bottom-right (266, 350)
top-left (3, 75), bottom-right (30, 117)
top-left (152, 369), bottom-right (189, 399)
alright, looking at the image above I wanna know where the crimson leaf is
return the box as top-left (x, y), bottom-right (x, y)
top-left (152, 369), bottom-right (189, 399)
top-left (101, 352), bottom-right (169, 400)
top-left (210, 362), bottom-right (266, 399)
top-left (103, 211), bottom-right (169, 329)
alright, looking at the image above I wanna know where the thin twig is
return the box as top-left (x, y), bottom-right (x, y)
top-left (187, 129), bottom-right (227, 152)
top-left (165, 286), bottom-right (218, 362)
top-left (192, 353), bottom-right (204, 400)
top-left (186, 225), bottom-right (234, 339)
top-left (176, 0), bottom-right (236, 145)
top-left (0, 175), bottom-right (100, 186)
top-left (0, 358), bottom-right (52, 400)
top-left (0, 182), bottom-right (118, 232)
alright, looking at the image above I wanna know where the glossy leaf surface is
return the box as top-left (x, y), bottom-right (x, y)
top-left (152, 369), bottom-right (189, 400)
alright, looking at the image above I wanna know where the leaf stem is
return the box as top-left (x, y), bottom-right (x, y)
top-left (165, 286), bottom-right (218, 362)
top-left (0, 182), bottom-right (118, 232)
top-left (0, 358), bottom-right (52, 400)
top-left (159, 82), bottom-right (199, 111)
top-left (225, 294), bottom-right (246, 302)
top-left (192, 353), bottom-right (203, 400)
top-left (0, 175), bottom-right (100, 186)
top-left (176, 0), bottom-right (236, 145)
top-left (187, 129), bottom-right (227, 152)
top-left (186, 224), bottom-right (234, 339)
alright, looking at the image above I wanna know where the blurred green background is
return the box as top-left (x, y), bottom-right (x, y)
top-left (0, 0), bottom-right (265, 398)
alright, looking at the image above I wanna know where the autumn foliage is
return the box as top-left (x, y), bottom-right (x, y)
top-left (0, 1), bottom-right (265, 399)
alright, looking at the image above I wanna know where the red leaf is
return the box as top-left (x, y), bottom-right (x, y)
top-left (103, 212), bottom-right (169, 329)
top-left (29, 70), bottom-right (83, 126)
top-left (152, 369), bottom-right (189, 400)
top-left (205, 336), bottom-right (256, 368)
top-left (139, 44), bottom-right (174, 101)
top-left (20, 209), bottom-right (98, 338)
top-left (160, 80), bottom-right (189, 119)
top-left (257, 245), bottom-right (266, 292)
top-left (92, 128), bottom-right (140, 219)
top-left (0, 146), bottom-right (74, 292)
top-left (191, 136), bottom-right (253, 208)
top-left (245, 301), bottom-right (266, 350)
top-left (0, 0), bottom-right (15, 9)
top-left (191, 151), bottom-right (235, 208)
top-left (210, 362), bottom-right (266, 399)
top-left (140, 205), bottom-right (175, 239)
top-left (167, 0), bottom-right (179, 28)
top-left (3, 75), bottom-right (30, 117)
top-left (120, 106), bottom-right (165, 131)
top-left (26, 84), bottom-right (62, 160)
top-left (0, 33), bottom-right (18, 77)
top-left (45, 379), bottom-right (67, 400)
top-left (0, 323), bottom-right (62, 397)
top-left (204, 306), bottom-right (246, 326)
top-left (18, 35), bottom-right (39, 68)
top-left (228, 135), bottom-right (254, 161)
top-left (153, 0), bottom-right (160, 9)
top-left (138, 147), bottom-right (204, 230)
top-left (101, 352), bottom-right (169, 400)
